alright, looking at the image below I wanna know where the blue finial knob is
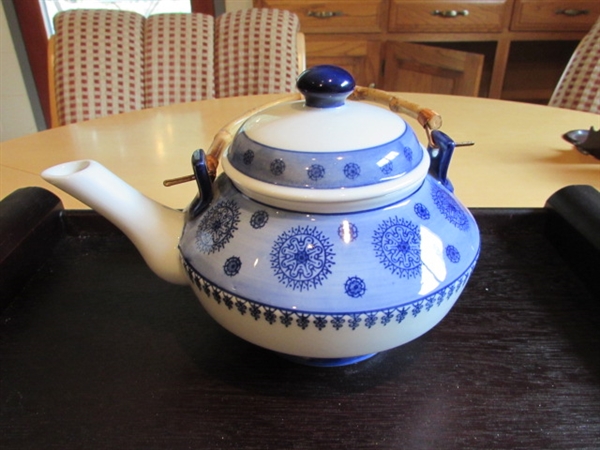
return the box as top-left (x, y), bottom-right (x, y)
top-left (297, 65), bottom-right (356, 108)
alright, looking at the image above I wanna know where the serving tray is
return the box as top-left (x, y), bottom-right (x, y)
top-left (1, 186), bottom-right (599, 449)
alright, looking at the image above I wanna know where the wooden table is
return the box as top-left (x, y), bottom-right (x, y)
top-left (1, 93), bottom-right (599, 210)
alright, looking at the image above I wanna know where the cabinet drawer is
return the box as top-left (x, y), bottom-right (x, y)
top-left (253, 0), bottom-right (387, 33)
top-left (389, 0), bottom-right (508, 33)
top-left (511, 0), bottom-right (600, 31)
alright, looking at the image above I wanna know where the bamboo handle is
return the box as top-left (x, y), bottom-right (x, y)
top-left (349, 86), bottom-right (442, 130)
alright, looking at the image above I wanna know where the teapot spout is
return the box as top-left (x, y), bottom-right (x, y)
top-left (42, 160), bottom-right (188, 285)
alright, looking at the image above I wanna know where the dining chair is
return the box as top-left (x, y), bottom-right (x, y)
top-left (144, 13), bottom-right (215, 108)
top-left (49, 9), bottom-right (145, 127)
top-left (549, 15), bottom-right (600, 114)
top-left (214, 8), bottom-right (304, 98)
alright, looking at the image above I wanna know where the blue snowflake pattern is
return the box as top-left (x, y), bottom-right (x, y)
top-left (250, 304), bottom-right (261, 320)
top-left (223, 294), bottom-right (234, 310)
top-left (331, 315), bottom-right (345, 330)
top-left (280, 311), bottom-right (293, 327)
top-left (432, 185), bottom-right (469, 231)
top-left (380, 161), bottom-right (393, 175)
top-left (243, 149), bottom-right (254, 165)
top-left (307, 164), bottom-right (326, 181)
top-left (313, 316), bottom-right (328, 330)
top-left (296, 314), bottom-right (310, 330)
top-left (348, 314), bottom-right (362, 330)
top-left (250, 210), bottom-right (269, 229)
top-left (264, 308), bottom-right (277, 324)
top-left (380, 309), bottom-right (394, 326)
top-left (446, 245), bottom-right (461, 263)
top-left (403, 146), bottom-right (413, 162)
top-left (372, 217), bottom-right (421, 279)
top-left (196, 200), bottom-right (240, 254)
top-left (396, 308), bottom-right (408, 323)
top-left (414, 203), bottom-right (430, 220)
top-left (365, 313), bottom-right (378, 329)
top-left (337, 221), bottom-right (358, 243)
top-left (412, 301), bottom-right (423, 317)
top-left (223, 256), bottom-right (242, 276)
top-left (344, 276), bottom-right (366, 298)
top-left (270, 225), bottom-right (335, 291)
top-left (270, 158), bottom-right (286, 176)
top-left (235, 300), bottom-right (247, 315)
top-left (343, 162), bottom-right (361, 179)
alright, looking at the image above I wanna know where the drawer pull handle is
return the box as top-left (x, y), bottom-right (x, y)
top-left (306, 10), bottom-right (344, 19)
top-left (431, 9), bottom-right (469, 18)
top-left (555, 8), bottom-right (590, 17)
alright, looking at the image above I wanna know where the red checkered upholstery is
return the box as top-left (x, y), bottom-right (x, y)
top-left (215, 8), bottom-right (301, 98)
top-left (50, 9), bottom-right (303, 126)
top-left (53, 10), bottom-right (145, 126)
top-left (144, 13), bottom-right (215, 108)
top-left (549, 16), bottom-right (600, 114)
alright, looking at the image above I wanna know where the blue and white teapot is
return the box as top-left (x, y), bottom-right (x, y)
top-left (43, 66), bottom-right (480, 366)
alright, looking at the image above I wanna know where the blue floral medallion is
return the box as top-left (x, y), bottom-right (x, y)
top-left (338, 221), bottom-right (358, 242)
top-left (343, 162), bottom-right (361, 180)
top-left (270, 225), bottom-right (335, 291)
top-left (307, 164), bottom-right (326, 181)
top-left (196, 200), bottom-right (240, 254)
top-left (432, 185), bottom-right (469, 231)
top-left (380, 161), bottom-right (393, 175)
top-left (403, 146), bottom-right (413, 162)
top-left (270, 158), bottom-right (286, 176)
top-left (250, 210), bottom-right (269, 229)
top-left (243, 149), bottom-right (254, 165)
top-left (223, 256), bottom-right (242, 276)
top-left (414, 203), bottom-right (430, 220)
top-left (446, 245), bottom-right (461, 263)
top-left (372, 217), bottom-right (421, 278)
top-left (345, 276), bottom-right (366, 298)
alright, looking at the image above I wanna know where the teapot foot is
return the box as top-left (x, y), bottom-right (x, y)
top-left (279, 353), bottom-right (377, 367)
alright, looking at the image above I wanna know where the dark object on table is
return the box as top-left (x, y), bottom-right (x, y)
top-left (562, 126), bottom-right (600, 159)
top-left (1, 186), bottom-right (599, 449)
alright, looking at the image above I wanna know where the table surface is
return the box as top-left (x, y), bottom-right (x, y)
top-left (1, 93), bottom-right (599, 209)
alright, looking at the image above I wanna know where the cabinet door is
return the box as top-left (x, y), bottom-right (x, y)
top-left (383, 42), bottom-right (484, 96)
top-left (305, 36), bottom-right (383, 87)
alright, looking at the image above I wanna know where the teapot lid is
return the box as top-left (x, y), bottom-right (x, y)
top-left (222, 65), bottom-right (429, 213)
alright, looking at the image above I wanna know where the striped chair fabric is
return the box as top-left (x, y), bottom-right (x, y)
top-left (215, 8), bottom-right (301, 98)
top-left (53, 10), bottom-right (145, 126)
top-left (549, 16), bottom-right (600, 114)
top-left (144, 13), bottom-right (215, 108)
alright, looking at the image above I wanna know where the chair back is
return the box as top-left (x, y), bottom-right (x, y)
top-left (51, 10), bottom-right (145, 126)
top-left (144, 13), bottom-right (215, 108)
top-left (549, 16), bottom-right (600, 114)
top-left (215, 8), bottom-right (302, 98)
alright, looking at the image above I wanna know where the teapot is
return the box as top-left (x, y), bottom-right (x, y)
top-left (42, 66), bottom-right (480, 366)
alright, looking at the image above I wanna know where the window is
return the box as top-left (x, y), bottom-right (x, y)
top-left (40, 0), bottom-right (192, 35)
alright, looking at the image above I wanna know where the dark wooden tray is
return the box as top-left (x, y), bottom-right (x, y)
top-left (1, 186), bottom-right (599, 450)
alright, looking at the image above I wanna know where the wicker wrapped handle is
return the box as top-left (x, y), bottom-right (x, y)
top-left (163, 87), bottom-right (442, 186)
top-left (349, 86), bottom-right (442, 131)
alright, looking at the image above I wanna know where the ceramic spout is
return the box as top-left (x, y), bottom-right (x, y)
top-left (42, 160), bottom-right (188, 285)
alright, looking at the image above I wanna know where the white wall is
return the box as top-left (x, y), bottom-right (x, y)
top-left (0, 1), bottom-right (39, 142)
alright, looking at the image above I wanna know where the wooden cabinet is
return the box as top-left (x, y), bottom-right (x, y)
top-left (255, 0), bottom-right (599, 102)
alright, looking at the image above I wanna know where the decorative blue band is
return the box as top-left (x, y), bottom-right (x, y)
top-left (182, 256), bottom-right (478, 331)
top-left (227, 129), bottom-right (422, 189)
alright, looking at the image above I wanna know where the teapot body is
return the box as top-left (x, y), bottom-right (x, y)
top-left (179, 172), bottom-right (479, 365)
